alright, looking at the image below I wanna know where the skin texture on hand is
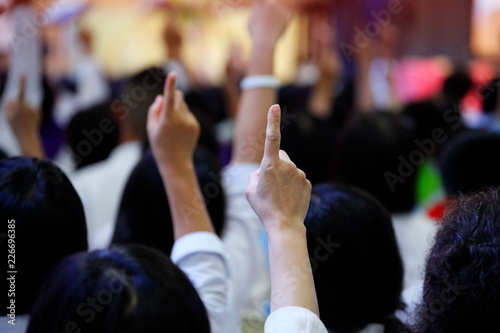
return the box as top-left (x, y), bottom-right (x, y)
top-left (246, 104), bottom-right (311, 231)
top-left (246, 104), bottom-right (318, 316)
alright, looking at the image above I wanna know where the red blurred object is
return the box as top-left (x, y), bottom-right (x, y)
top-left (394, 58), bottom-right (448, 104)
top-left (427, 199), bottom-right (450, 221)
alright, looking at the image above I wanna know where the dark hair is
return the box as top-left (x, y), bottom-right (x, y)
top-left (122, 67), bottom-right (166, 138)
top-left (111, 148), bottom-right (225, 255)
top-left (281, 112), bottom-right (336, 185)
top-left (0, 157), bottom-right (88, 314)
top-left (27, 245), bottom-right (211, 333)
top-left (414, 188), bottom-right (500, 333)
top-left (402, 101), bottom-right (446, 158)
top-left (0, 148), bottom-right (6, 160)
top-left (442, 71), bottom-right (472, 107)
top-left (481, 78), bottom-right (499, 114)
top-left (440, 130), bottom-right (500, 196)
top-left (305, 183), bottom-right (406, 333)
top-left (66, 103), bottom-right (120, 169)
top-left (332, 112), bottom-right (417, 213)
top-left (184, 88), bottom-right (225, 157)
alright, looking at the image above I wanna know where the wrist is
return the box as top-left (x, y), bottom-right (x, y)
top-left (265, 220), bottom-right (306, 238)
top-left (156, 156), bottom-right (194, 174)
top-left (248, 46), bottom-right (275, 76)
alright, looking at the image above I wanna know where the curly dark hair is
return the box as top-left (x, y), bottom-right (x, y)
top-left (414, 188), bottom-right (500, 333)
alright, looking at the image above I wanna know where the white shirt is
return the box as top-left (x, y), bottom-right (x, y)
top-left (264, 307), bottom-right (327, 333)
top-left (171, 232), bottom-right (230, 333)
top-left (398, 281), bottom-right (423, 327)
top-left (392, 210), bottom-right (437, 289)
top-left (0, 315), bottom-right (29, 333)
top-left (70, 141), bottom-right (142, 250)
top-left (221, 163), bottom-right (271, 330)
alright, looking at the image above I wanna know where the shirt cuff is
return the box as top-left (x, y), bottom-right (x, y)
top-left (171, 231), bottom-right (225, 264)
top-left (265, 307), bottom-right (327, 333)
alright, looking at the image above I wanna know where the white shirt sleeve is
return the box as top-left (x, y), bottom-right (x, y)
top-left (222, 163), bottom-right (270, 315)
top-left (171, 232), bottom-right (230, 333)
top-left (264, 307), bottom-right (327, 333)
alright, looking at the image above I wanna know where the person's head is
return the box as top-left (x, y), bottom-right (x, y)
top-left (281, 112), bottom-right (336, 185)
top-left (111, 148), bottom-right (225, 255)
top-left (0, 157), bottom-right (88, 315)
top-left (305, 183), bottom-right (405, 332)
top-left (0, 147), bottom-right (6, 160)
top-left (184, 88), bottom-right (226, 156)
top-left (441, 70), bottom-right (472, 107)
top-left (481, 78), bottom-right (499, 114)
top-left (402, 101), bottom-right (447, 158)
top-left (116, 67), bottom-right (166, 141)
top-left (440, 130), bottom-right (500, 197)
top-left (332, 112), bottom-right (417, 213)
top-left (414, 188), bottom-right (500, 333)
top-left (66, 103), bottom-right (120, 169)
top-left (27, 245), bottom-right (210, 333)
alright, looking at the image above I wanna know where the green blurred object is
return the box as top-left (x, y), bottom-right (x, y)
top-left (416, 159), bottom-right (443, 206)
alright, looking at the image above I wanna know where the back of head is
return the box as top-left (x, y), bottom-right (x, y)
top-left (111, 148), bottom-right (225, 255)
top-left (332, 112), bottom-right (417, 213)
top-left (481, 78), bottom-right (499, 114)
top-left (442, 70), bottom-right (472, 107)
top-left (121, 67), bottom-right (166, 139)
top-left (66, 103), bottom-right (120, 169)
top-left (281, 112), bottom-right (336, 185)
top-left (304, 183), bottom-right (404, 332)
top-left (0, 157), bottom-right (88, 314)
top-left (415, 188), bottom-right (500, 333)
top-left (440, 130), bottom-right (500, 196)
top-left (27, 245), bottom-right (210, 333)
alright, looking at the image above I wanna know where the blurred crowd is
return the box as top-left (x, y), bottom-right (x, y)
top-left (1, 0), bottom-right (500, 332)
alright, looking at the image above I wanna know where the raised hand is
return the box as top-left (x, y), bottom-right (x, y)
top-left (248, 0), bottom-right (293, 48)
top-left (5, 76), bottom-right (44, 158)
top-left (246, 104), bottom-right (311, 232)
top-left (147, 72), bottom-right (200, 167)
top-left (164, 22), bottom-right (182, 59)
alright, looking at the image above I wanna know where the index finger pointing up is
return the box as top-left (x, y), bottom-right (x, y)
top-left (163, 72), bottom-right (177, 115)
top-left (262, 104), bottom-right (281, 166)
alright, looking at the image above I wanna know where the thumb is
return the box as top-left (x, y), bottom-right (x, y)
top-left (246, 170), bottom-right (260, 200)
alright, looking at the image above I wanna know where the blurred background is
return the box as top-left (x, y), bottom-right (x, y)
top-left (1, 0), bottom-right (498, 88)
top-left (1, 0), bottom-right (500, 167)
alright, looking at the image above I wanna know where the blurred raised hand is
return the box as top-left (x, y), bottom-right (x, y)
top-left (147, 72), bottom-right (200, 167)
top-left (5, 76), bottom-right (44, 158)
top-left (248, 0), bottom-right (293, 48)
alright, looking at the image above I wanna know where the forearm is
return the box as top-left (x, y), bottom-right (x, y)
top-left (267, 224), bottom-right (319, 316)
top-left (232, 44), bottom-right (277, 164)
top-left (308, 75), bottom-right (339, 119)
top-left (158, 161), bottom-right (214, 240)
top-left (354, 46), bottom-right (374, 113)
